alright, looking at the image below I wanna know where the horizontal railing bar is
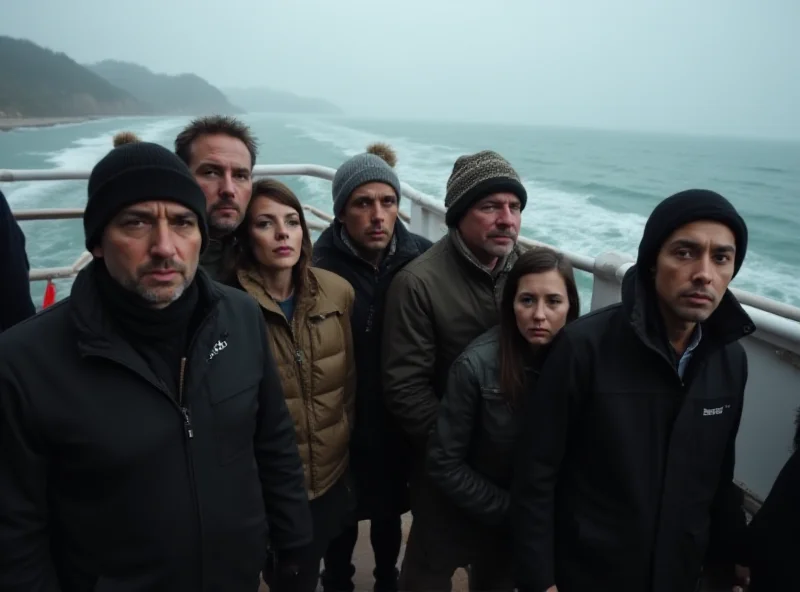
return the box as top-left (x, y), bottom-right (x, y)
top-left (26, 221), bottom-right (328, 283)
top-left (518, 236), bottom-right (595, 273)
top-left (730, 289), bottom-right (800, 324)
top-left (302, 205), bottom-right (333, 223)
top-left (30, 266), bottom-right (85, 281)
top-left (14, 207), bottom-right (800, 321)
top-left (14, 208), bottom-right (84, 221)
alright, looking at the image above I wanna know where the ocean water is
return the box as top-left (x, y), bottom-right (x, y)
top-left (0, 113), bottom-right (798, 309)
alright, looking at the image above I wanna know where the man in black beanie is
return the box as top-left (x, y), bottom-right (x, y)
top-left (0, 141), bottom-right (313, 591)
top-left (513, 189), bottom-right (755, 592)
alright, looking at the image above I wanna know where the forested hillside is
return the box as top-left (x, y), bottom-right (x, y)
top-left (88, 60), bottom-right (241, 115)
top-left (0, 36), bottom-right (147, 118)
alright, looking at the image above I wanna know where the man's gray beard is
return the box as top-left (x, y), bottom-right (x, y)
top-left (125, 274), bottom-right (192, 308)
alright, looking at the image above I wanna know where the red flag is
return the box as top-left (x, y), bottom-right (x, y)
top-left (42, 280), bottom-right (56, 309)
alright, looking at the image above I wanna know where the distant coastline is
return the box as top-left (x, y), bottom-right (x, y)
top-left (0, 116), bottom-right (104, 132)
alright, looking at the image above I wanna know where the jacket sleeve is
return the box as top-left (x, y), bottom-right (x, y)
top-left (342, 284), bottom-right (357, 428)
top-left (426, 354), bottom-right (510, 526)
top-left (0, 190), bottom-right (36, 332)
top-left (704, 352), bottom-right (748, 568)
top-left (254, 320), bottom-right (313, 551)
top-left (511, 331), bottom-right (585, 592)
top-left (0, 367), bottom-right (62, 590)
top-left (382, 269), bottom-right (439, 452)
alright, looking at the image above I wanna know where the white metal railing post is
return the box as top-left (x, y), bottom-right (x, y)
top-left (409, 201), bottom-right (447, 242)
top-left (589, 252), bottom-right (635, 310)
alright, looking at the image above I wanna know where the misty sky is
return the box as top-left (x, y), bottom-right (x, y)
top-left (1, 0), bottom-right (797, 139)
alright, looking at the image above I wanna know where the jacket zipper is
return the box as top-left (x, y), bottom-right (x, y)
top-left (174, 311), bottom-right (219, 591)
top-left (176, 354), bottom-right (204, 590)
top-left (288, 318), bottom-right (315, 492)
top-left (365, 267), bottom-right (379, 333)
top-left (179, 357), bottom-right (193, 438)
top-left (84, 306), bottom-right (218, 588)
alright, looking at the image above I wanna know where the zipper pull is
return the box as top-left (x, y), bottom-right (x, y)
top-left (178, 357), bottom-right (187, 405)
top-left (181, 406), bottom-right (194, 439)
top-left (295, 349), bottom-right (303, 364)
top-left (365, 304), bottom-right (374, 333)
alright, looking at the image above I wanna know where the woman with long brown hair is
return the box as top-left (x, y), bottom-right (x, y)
top-left (227, 178), bottom-right (356, 592)
top-left (425, 246), bottom-right (580, 591)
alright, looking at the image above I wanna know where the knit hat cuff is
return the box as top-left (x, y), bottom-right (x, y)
top-left (333, 165), bottom-right (401, 217)
top-left (445, 176), bottom-right (527, 227)
top-left (636, 196), bottom-right (748, 277)
top-left (84, 166), bottom-right (209, 252)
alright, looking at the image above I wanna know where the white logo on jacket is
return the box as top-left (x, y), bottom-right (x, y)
top-left (702, 404), bottom-right (731, 416)
top-left (208, 340), bottom-right (228, 361)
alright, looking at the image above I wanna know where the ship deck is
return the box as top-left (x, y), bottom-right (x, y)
top-left (255, 514), bottom-right (734, 592)
top-left (258, 513), bottom-right (469, 592)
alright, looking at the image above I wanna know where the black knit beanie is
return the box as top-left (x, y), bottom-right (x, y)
top-left (637, 189), bottom-right (748, 277)
top-left (84, 142), bottom-right (209, 252)
top-left (444, 150), bottom-right (527, 227)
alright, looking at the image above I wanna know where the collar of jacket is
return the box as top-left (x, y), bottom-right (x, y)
top-left (448, 228), bottom-right (520, 281)
top-left (237, 266), bottom-right (336, 324)
top-left (621, 264), bottom-right (756, 359)
top-left (199, 233), bottom-right (238, 276)
top-left (339, 223), bottom-right (397, 267)
top-left (69, 260), bottom-right (222, 372)
top-left (317, 218), bottom-right (423, 272)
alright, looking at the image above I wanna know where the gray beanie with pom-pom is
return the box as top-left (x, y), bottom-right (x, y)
top-left (332, 143), bottom-right (401, 217)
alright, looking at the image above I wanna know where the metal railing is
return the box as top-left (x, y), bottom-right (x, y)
top-left (3, 163), bottom-right (800, 325)
top-left (4, 164), bottom-right (410, 284)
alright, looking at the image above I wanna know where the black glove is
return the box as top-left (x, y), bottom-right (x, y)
top-left (271, 546), bottom-right (308, 592)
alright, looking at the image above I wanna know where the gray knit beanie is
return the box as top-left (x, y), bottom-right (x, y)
top-left (332, 143), bottom-right (402, 217)
top-left (444, 150), bottom-right (527, 227)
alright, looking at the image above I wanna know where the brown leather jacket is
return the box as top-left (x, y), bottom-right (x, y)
top-left (238, 266), bottom-right (356, 499)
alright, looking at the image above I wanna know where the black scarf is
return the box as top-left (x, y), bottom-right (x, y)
top-left (94, 262), bottom-right (202, 399)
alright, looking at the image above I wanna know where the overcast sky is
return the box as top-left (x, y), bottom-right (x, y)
top-left (1, 0), bottom-right (797, 139)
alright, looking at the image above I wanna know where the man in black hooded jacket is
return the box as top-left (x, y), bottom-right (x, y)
top-left (512, 189), bottom-right (755, 592)
top-left (312, 144), bottom-right (432, 592)
top-left (0, 140), bottom-right (312, 591)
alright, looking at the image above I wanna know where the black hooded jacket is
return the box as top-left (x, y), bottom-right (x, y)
top-left (512, 265), bottom-right (755, 592)
top-left (0, 262), bottom-right (312, 591)
top-left (0, 188), bottom-right (35, 331)
top-left (312, 219), bottom-right (432, 519)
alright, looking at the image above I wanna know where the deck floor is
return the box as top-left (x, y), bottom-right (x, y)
top-left (259, 513), bottom-right (469, 592)
top-left (257, 513), bottom-right (732, 592)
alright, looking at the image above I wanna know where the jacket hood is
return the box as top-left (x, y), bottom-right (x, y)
top-left (621, 264), bottom-right (755, 354)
